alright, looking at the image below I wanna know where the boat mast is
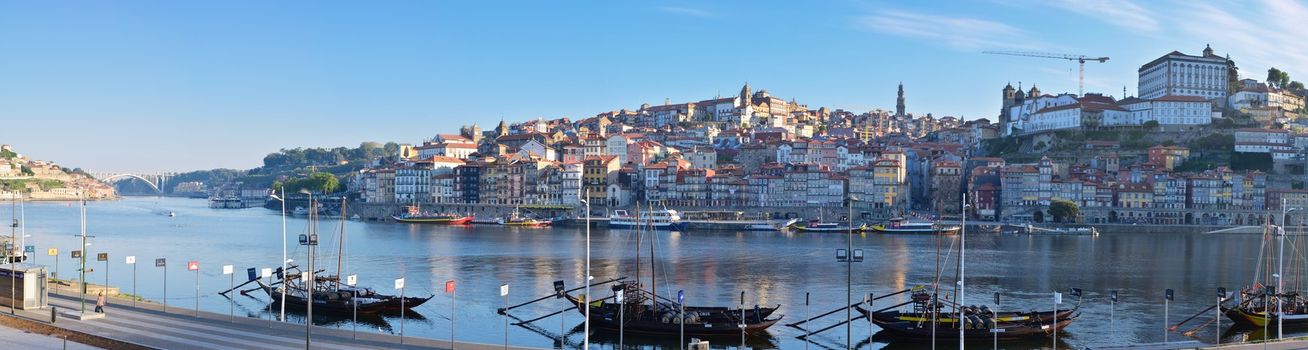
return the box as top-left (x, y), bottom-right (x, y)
top-left (634, 201), bottom-right (642, 296)
top-left (335, 198), bottom-right (346, 291)
top-left (648, 201), bottom-right (657, 307)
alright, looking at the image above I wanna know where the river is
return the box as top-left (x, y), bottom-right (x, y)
top-left (8, 196), bottom-right (1294, 349)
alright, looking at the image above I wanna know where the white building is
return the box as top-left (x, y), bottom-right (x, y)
top-left (394, 166), bottom-right (431, 203)
top-left (1138, 45), bottom-right (1229, 105)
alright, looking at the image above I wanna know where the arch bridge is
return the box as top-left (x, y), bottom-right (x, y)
top-left (88, 171), bottom-right (177, 193)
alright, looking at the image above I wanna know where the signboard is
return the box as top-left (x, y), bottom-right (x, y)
top-left (1165, 289), bottom-right (1174, 301)
top-left (1054, 292), bottom-right (1063, 305)
top-left (1218, 287), bottom-right (1228, 300)
top-left (394, 278), bottom-right (405, 290)
top-left (1110, 290), bottom-right (1118, 303)
top-left (615, 289), bottom-right (624, 303)
top-left (677, 290), bottom-right (684, 305)
top-left (125, 256), bottom-right (136, 264)
top-left (500, 284), bottom-right (509, 297)
top-left (346, 274), bottom-right (357, 287)
top-left (261, 268), bottom-right (273, 278)
top-left (155, 258), bottom-right (166, 267)
top-left (445, 280), bottom-right (456, 294)
top-left (47, 248), bottom-right (58, 256)
top-left (187, 261), bottom-right (199, 271)
top-left (97, 253), bottom-right (108, 261)
top-left (24, 245), bottom-right (34, 253)
top-left (222, 265), bottom-right (233, 275)
top-left (71, 250), bottom-right (82, 258)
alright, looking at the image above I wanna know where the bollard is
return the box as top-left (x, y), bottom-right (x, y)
top-left (51, 305), bottom-right (58, 323)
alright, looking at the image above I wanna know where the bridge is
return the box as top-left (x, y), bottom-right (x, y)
top-left (88, 171), bottom-right (177, 193)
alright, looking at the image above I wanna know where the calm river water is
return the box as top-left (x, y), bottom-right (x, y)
top-left (10, 197), bottom-right (1295, 349)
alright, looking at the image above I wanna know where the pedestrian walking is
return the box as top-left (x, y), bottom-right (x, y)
top-left (95, 292), bottom-right (106, 313)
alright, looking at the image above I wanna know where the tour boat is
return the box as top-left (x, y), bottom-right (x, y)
top-left (391, 206), bottom-right (473, 224)
top-left (861, 294), bottom-right (1078, 340)
top-left (291, 206), bottom-right (310, 216)
top-left (562, 282), bottom-right (782, 336)
top-left (789, 219), bottom-right (865, 232)
top-left (608, 209), bottom-right (688, 231)
top-left (870, 217), bottom-right (961, 234)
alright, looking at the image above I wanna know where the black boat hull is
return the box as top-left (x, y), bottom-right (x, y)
top-left (565, 293), bottom-right (782, 336)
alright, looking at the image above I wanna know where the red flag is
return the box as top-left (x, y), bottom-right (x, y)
top-left (445, 280), bottom-right (456, 293)
top-left (187, 261), bottom-right (199, 271)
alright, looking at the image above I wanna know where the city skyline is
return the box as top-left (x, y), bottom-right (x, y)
top-left (4, 0), bottom-right (1308, 171)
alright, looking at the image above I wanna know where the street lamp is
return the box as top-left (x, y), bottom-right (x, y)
top-left (298, 231), bottom-right (318, 350)
top-left (579, 197), bottom-right (591, 348)
top-left (959, 196), bottom-right (972, 349)
top-left (1278, 203), bottom-right (1299, 339)
top-left (269, 186), bottom-right (288, 322)
top-left (840, 195), bottom-right (862, 350)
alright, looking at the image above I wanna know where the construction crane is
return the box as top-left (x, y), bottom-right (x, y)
top-left (983, 51), bottom-right (1109, 97)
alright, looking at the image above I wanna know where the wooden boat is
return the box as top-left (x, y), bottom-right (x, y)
top-left (392, 205), bottom-right (473, 224)
top-left (554, 201), bottom-right (783, 337)
top-left (254, 197), bottom-right (431, 315)
top-left (860, 299), bottom-right (1078, 340)
top-left (1218, 224), bottom-right (1308, 329)
top-left (564, 282), bottom-right (782, 336)
top-left (870, 217), bottom-right (961, 234)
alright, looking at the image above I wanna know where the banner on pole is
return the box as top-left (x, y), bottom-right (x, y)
top-left (500, 284), bottom-right (509, 297)
top-left (47, 248), bottom-right (58, 256)
top-left (394, 278), bottom-right (405, 290)
top-left (616, 289), bottom-right (624, 303)
top-left (187, 261), bottom-right (199, 271)
top-left (445, 280), bottom-right (455, 294)
top-left (247, 268), bottom-right (257, 281)
top-left (346, 274), bottom-right (357, 287)
top-left (97, 253), bottom-right (108, 261)
top-left (261, 268), bottom-right (273, 278)
top-left (1110, 290), bottom-right (1118, 303)
top-left (222, 265), bottom-right (233, 275)
top-left (126, 256), bottom-right (136, 264)
top-left (1054, 292), bottom-right (1063, 305)
top-left (677, 290), bottom-right (684, 305)
top-left (71, 250), bottom-right (82, 258)
top-left (155, 258), bottom-right (166, 267)
top-left (24, 245), bottom-right (34, 253)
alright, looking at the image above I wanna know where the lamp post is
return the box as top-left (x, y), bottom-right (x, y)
top-left (298, 231), bottom-right (318, 350)
top-left (10, 192), bottom-right (18, 315)
top-left (269, 187), bottom-right (288, 322)
top-left (1280, 205), bottom-right (1299, 340)
top-left (960, 197), bottom-right (971, 349)
top-left (840, 195), bottom-right (862, 350)
top-left (579, 197), bottom-right (591, 348)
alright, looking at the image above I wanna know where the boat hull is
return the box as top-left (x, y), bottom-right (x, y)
top-left (609, 221), bottom-right (688, 231)
top-left (565, 293), bottom-right (781, 336)
top-left (1222, 305), bottom-right (1308, 328)
top-left (864, 307), bottom-right (1077, 340)
top-left (871, 225), bottom-right (961, 235)
top-left (391, 215), bottom-right (473, 224)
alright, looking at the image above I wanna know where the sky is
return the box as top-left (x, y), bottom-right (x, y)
top-left (3, 0), bottom-right (1308, 172)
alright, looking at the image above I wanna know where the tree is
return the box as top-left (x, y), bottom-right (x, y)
top-left (1290, 81), bottom-right (1305, 93)
top-left (1049, 199), bottom-right (1079, 223)
top-left (1269, 68), bottom-right (1285, 88)
top-left (1142, 120), bottom-right (1160, 129)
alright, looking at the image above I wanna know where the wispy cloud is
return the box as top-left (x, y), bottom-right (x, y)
top-left (1169, 0), bottom-right (1308, 82)
top-left (1042, 0), bottom-right (1160, 32)
top-left (659, 6), bottom-right (713, 18)
top-left (853, 10), bottom-right (1039, 51)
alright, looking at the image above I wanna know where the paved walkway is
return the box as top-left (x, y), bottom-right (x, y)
top-left (14, 292), bottom-right (544, 350)
top-left (0, 322), bottom-right (100, 350)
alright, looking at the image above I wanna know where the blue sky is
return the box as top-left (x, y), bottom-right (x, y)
top-left (3, 0), bottom-right (1307, 171)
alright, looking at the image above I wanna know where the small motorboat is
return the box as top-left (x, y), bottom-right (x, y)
top-left (497, 209), bottom-right (551, 226)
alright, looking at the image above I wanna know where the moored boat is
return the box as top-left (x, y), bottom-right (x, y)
top-left (563, 282), bottom-right (782, 336)
top-left (609, 209), bottom-right (687, 231)
top-left (871, 217), bottom-right (960, 234)
top-left (392, 205), bottom-right (473, 224)
top-left (790, 219), bottom-right (865, 232)
top-left (496, 209), bottom-right (551, 226)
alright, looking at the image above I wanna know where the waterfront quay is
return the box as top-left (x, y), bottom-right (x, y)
top-left (0, 290), bottom-right (541, 350)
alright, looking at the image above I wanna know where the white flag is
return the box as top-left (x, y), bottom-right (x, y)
top-left (500, 284), bottom-right (509, 297)
top-left (125, 256), bottom-right (136, 264)
top-left (394, 278), bottom-right (405, 290)
top-left (347, 274), bottom-right (357, 287)
top-left (261, 268), bottom-right (273, 278)
top-left (1054, 292), bottom-right (1063, 305)
top-left (222, 265), bottom-right (233, 275)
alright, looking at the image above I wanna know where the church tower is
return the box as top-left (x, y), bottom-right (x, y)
top-left (895, 82), bottom-right (906, 118)
top-left (739, 82), bottom-right (753, 107)
top-left (495, 119), bottom-right (509, 137)
top-left (1000, 83), bottom-right (1016, 126)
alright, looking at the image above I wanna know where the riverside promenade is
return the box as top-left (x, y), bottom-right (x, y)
top-left (1, 290), bottom-right (545, 350)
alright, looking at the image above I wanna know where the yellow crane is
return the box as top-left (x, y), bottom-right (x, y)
top-left (984, 51), bottom-right (1109, 97)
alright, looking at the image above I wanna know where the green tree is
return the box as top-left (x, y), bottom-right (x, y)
top-left (0, 149), bottom-right (16, 159)
top-left (1269, 68), bottom-right (1284, 88)
top-left (1142, 120), bottom-right (1160, 129)
top-left (1290, 81), bottom-right (1305, 93)
top-left (1049, 199), bottom-right (1079, 223)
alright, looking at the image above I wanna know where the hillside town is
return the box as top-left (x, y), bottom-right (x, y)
top-left (0, 144), bottom-right (117, 200)
top-left (346, 45), bottom-right (1308, 226)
